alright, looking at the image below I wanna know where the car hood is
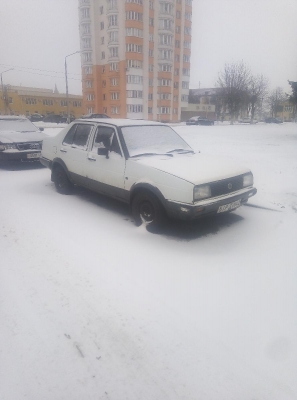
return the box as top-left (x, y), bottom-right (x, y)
top-left (0, 130), bottom-right (47, 143)
top-left (133, 153), bottom-right (250, 185)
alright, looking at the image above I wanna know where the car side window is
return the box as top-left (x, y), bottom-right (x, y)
top-left (63, 125), bottom-right (77, 145)
top-left (72, 124), bottom-right (93, 149)
top-left (92, 126), bottom-right (122, 156)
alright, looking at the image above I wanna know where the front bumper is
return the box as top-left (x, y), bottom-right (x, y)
top-left (0, 150), bottom-right (42, 162)
top-left (165, 187), bottom-right (257, 220)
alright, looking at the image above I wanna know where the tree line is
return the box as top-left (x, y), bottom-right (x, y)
top-left (216, 61), bottom-right (296, 124)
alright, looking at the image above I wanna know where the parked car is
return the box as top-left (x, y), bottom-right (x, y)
top-left (80, 113), bottom-right (110, 119)
top-left (29, 113), bottom-right (44, 122)
top-left (186, 116), bottom-right (214, 126)
top-left (43, 114), bottom-right (75, 123)
top-left (0, 116), bottom-right (47, 162)
top-left (40, 118), bottom-right (257, 226)
top-left (265, 117), bottom-right (283, 124)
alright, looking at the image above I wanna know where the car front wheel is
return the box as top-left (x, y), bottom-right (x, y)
top-left (53, 165), bottom-right (73, 194)
top-left (131, 191), bottom-right (165, 227)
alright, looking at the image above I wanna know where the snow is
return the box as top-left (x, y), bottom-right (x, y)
top-left (1, 122), bottom-right (297, 400)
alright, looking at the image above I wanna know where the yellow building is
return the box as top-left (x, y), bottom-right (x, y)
top-left (276, 100), bottom-right (296, 122)
top-left (0, 85), bottom-right (83, 118)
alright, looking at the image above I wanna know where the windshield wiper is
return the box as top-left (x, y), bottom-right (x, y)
top-left (131, 152), bottom-right (173, 158)
top-left (166, 148), bottom-right (195, 154)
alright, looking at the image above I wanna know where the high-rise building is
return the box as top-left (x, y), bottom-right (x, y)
top-left (78, 0), bottom-right (192, 122)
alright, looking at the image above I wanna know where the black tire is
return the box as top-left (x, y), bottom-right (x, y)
top-left (53, 165), bottom-right (73, 194)
top-left (131, 191), bottom-right (165, 227)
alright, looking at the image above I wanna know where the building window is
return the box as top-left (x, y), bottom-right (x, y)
top-left (81, 8), bottom-right (90, 18)
top-left (181, 94), bottom-right (189, 102)
top-left (102, 66), bottom-right (105, 73)
top-left (159, 93), bottom-right (171, 100)
top-left (126, 0), bottom-right (142, 3)
top-left (82, 37), bottom-right (91, 49)
top-left (159, 19), bottom-right (173, 31)
top-left (175, 55), bottom-right (180, 62)
top-left (148, 107), bottom-right (153, 114)
top-left (159, 79), bottom-right (171, 86)
top-left (149, 18), bottom-right (154, 26)
top-left (159, 3), bottom-right (174, 15)
top-left (102, 80), bottom-right (106, 87)
top-left (111, 92), bottom-right (119, 100)
top-left (86, 80), bottom-right (93, 88)
top-left (126, 28), bottom-right (143, 38)
top-left (176, 25), bottom-right (181, 33)
top-left (99, 6), bottom-right (104, 14)
top-left (148, 64), bottom-right (154, 72)
top-left (126, 75), bottom-right (143, 84)
top-left (108, 15), bottom-right (118, 27)
top-left (126, 44), bottom-right (143, 53)
top-left (101, 37), bottom-right (105, 44)
top-left (107, 0), bottom-right (117, 10)
top-left (174, 68), bottom-right (179, 76)
top-left (103, 107), bottom-right (107, 113)
top-left (84, 52), bottom-right (92, 62)
top-left (103, 94), bottom-right (106, 100)
top-left (73, 101), bottom-right (82, 107)
top-left (175, 40), bottom-right (180, 48)
top-left (149, 1), bottom-right (154, 9)
top-left (158, 107), bottom-right (171, 114)
top-left (185, 12), bottom-right (192, 21)
top-left (111, 106), bottom-right (120, 114)
top-left (176, 10), bottom-right (181, 19)
top-left (109, 47), bottom-right (119, 57)
top-left (86, 94), bottom-right (95, 101)
top-left (25, 98), bottom-right (37, 105)
top-left (60, 100), bottom-right (68, 107)
top-left (183, 54), bottom-right (190, 62)
top-left (127, 90), bottom-right (143, 98)
top-left (159, 64), bottom-right (172, 72)
top-left (148, 49), bottom-right (154, 57)
top-left (184, 41), bottom-right (191, 49)
top-left (127, 104), bottom-right (143, 113)
top-left (81, 23), bottom-right (90, 34)
top-left (159, 49), bottom-right (173, 60)
top-left (174, 82), bottom-right (179, 88)
top-left (100, 22), bottom-right (104, 30)
top-left (182, 81), bottom-right (189, 89)
top-left (43, 99), bottom-right (53, 106)
top-left (126, 59), bottom-right (143, 68)
top-left (184, 26), bottom-right (192, 35)
top-left (148, 93), bottom-right (153, 100)
top-left (110, 62), bottom-right (119, 71)
top-left (159, 34), bottom-right (173, 45)
top-left (85, 66), bottom-right (93, 75)
top-left (109, 31), bottom-right (118, 42)
top-left (126, 11), bottom-right (143, 21)
top-left (110, 78), bottom-right (119, 86)
top-left (101, 51), bottom-right (105, 59)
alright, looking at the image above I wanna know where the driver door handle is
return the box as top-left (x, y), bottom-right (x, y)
top-left (88, 156), bottom-right (96, 161)
top-left (60, 148), bottom-right (67, 153)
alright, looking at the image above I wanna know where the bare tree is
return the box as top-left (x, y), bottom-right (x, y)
top-left (217, 62), bottom-right (251, 124)
top-left (287, 80), bottom-right (297, 122)
top-left (267, 87), bottom-right (286, 118)
top-left (247, 75), bottom-right (269, 123)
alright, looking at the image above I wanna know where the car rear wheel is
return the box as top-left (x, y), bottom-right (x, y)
top-left (53, 166), bottom-right (73, 194)
top-left (131, 191), bottom-right (165, 227)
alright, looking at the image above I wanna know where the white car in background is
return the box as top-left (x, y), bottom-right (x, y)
top-left (40, 118), bottom-right (257, 226)
top-left (0, 116), bottom-right (46, 162)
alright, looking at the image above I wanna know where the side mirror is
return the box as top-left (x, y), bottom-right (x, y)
top-left (97, 147), bottom-right (109, 159)
top-left (39, 127), bottom-right (44, 131)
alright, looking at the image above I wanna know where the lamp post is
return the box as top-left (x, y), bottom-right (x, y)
top-left (1, 68), bottom-right (13, 114)
top-left (65, 51), bottom-right (80, 123)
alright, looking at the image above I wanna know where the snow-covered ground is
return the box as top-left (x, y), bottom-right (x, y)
top-left (1, 122), bottom-right (296, 400)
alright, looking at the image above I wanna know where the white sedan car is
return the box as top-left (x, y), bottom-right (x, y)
top-left (40, 119), bottom-right (257, 226)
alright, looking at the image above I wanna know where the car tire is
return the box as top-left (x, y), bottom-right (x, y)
top-left (53, 165), bottom-right (73, 195)
top-left (131, 191), bottom-right (165, 227)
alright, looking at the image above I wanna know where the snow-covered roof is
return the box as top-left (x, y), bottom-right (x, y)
top-left (76, 118), bottom-right (166, 127)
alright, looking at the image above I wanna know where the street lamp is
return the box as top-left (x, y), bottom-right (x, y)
top-left (65, 51), bottom-right (81, 123)
top-left (1, 68), bottom-right (14, 114)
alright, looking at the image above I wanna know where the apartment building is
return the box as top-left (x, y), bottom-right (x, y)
top-left (78, 0), bottom-right (192, 122)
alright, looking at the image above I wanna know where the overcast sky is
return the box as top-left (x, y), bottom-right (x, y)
top-left (0, 0), bottom-right (296, 96)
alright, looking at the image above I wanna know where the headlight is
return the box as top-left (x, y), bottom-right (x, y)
top-left (243, 173), bottom-right (253, 187)
top-left (194, 185), bottom-right (211, 201)
top-left (0, 143), bottom-right (17, 151)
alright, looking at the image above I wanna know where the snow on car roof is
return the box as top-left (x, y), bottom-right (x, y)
top-left (75, 118), bottom-right (166, 127)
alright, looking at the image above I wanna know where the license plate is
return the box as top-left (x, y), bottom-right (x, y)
top-left (217, 200), bottom-right (241, 213)
top-left (27, 153), bottom-right (41, 159)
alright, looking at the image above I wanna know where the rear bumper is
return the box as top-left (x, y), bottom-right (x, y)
top-left (0, 150), bottom-right (41, 162)
top-left (165, 187), bottom-right (257, 220)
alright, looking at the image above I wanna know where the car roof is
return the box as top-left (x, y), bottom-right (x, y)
top-left (75, 118), bottom-right (167, 127)
top-left (0, 116), bottom-right (28, 121)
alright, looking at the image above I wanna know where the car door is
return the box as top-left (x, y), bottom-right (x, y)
top-left (59, 122), bottom-right (94, 185)
top-left (86, 124), bottom-right (127, 201)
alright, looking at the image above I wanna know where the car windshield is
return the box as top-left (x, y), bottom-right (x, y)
top-left (0, 119), bottom-right (37, 132)
top-left (121, 125), bottom-right (193, 157)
